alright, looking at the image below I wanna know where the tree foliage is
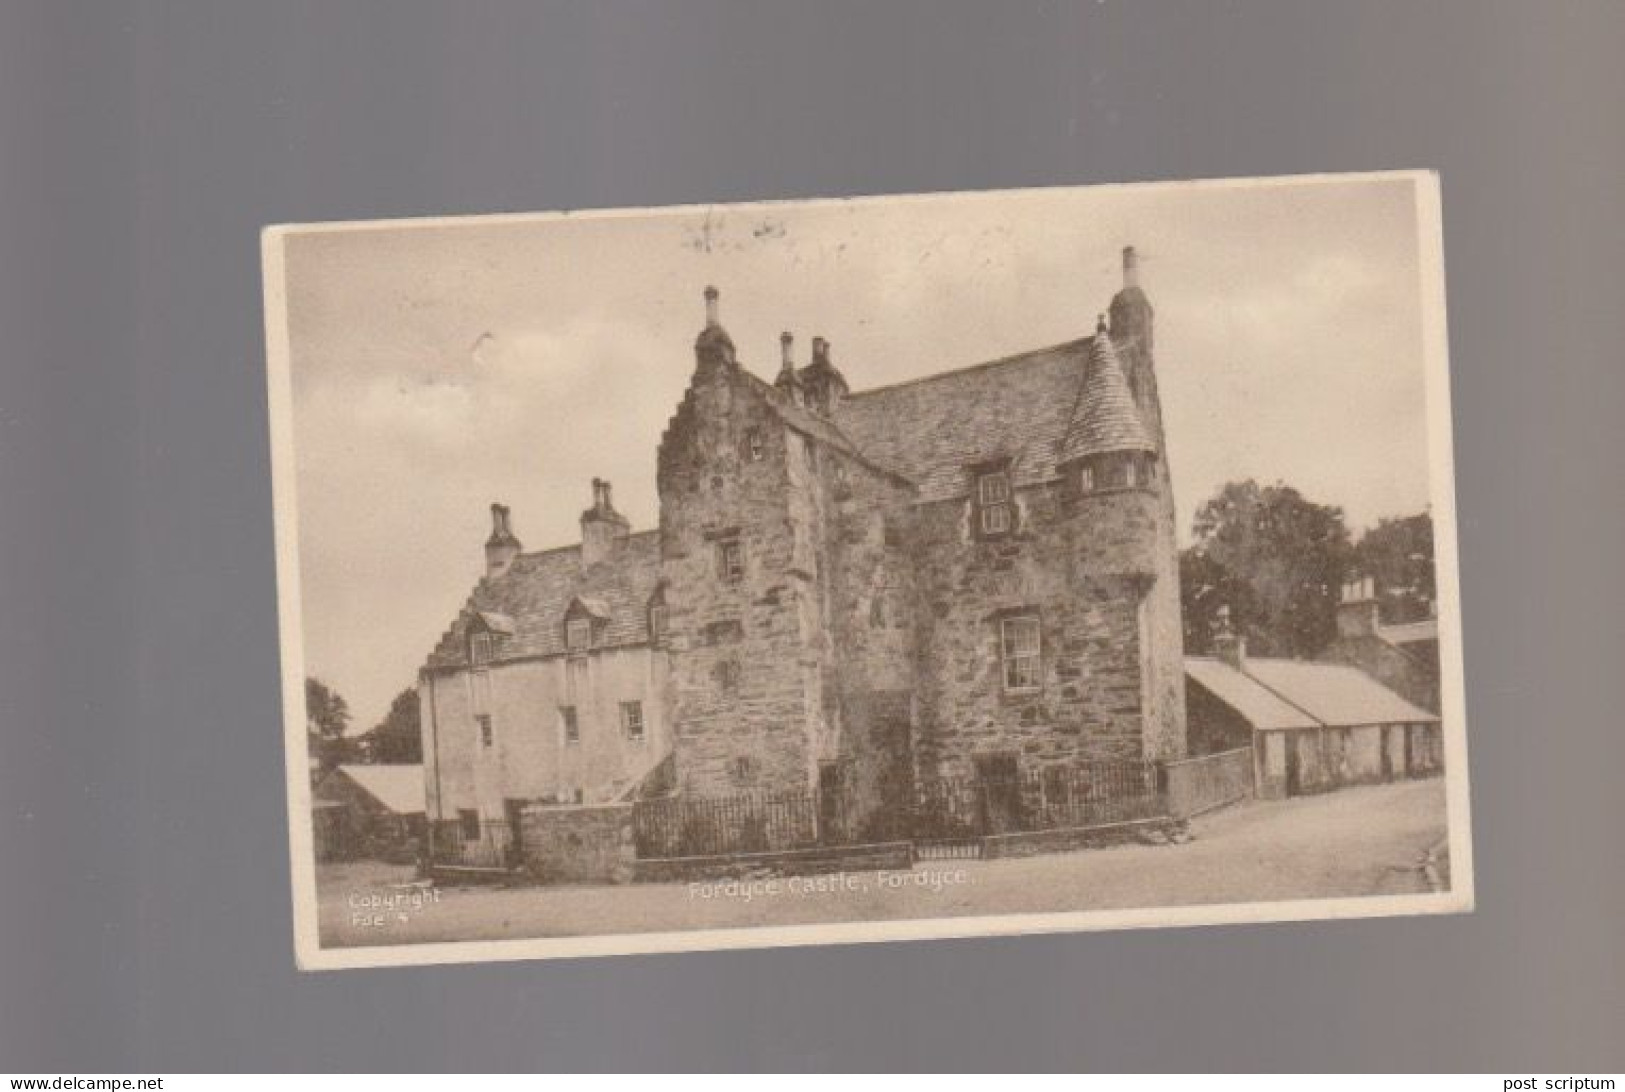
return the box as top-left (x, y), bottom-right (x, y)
top-left (1181, 479), bottom-right (1354, 658)
top-left (356, 687), bottom-right (423, 765)
top-left (304, 676), bottom-right (354, 775)
top-left (1354, 511), bottom-right (1436, 623)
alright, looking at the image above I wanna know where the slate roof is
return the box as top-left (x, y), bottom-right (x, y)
top-left (1058, 325), bottom-right (1156, 463)
top-left (1244, 659), bottom-right (1438, 727)
top-left (1380, 619), bottom-right (1438, 646)
top-left (322, 764), bottom-right (426, 815)
top-left (835, 337), bottom-right (1100, 502)
top-left (1186, 655), bottom-right (1439, 731)
top-left (424, 530), bottom-right (662, 671)
top-left (1185, 657), bottom-right (1319, 730)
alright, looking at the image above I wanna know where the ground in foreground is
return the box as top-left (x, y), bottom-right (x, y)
top-left (316, 777), bottom-right (1450, 949)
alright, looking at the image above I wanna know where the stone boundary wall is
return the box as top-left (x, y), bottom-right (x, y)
top-left (1163, 746), bottom-right (1255, 817)
top-left (633, 841), bottom-right (914, 883)
top-left (979, 816), bottom-right (1174, 859)
top-left (519, 802), bottom-right (636, 885)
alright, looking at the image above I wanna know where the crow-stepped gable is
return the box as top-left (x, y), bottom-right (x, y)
top-left (419, 247), bottom-right (1187, 835)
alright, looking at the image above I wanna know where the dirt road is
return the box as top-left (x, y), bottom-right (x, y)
top-left (317, 778), bottom-right (1449, 948)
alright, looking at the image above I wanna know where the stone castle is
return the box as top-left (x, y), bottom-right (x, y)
top-left (418, 246), bottom-right (1186, 837)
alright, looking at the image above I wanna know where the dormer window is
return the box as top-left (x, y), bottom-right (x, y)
top-left (470, 632), bottom-right (495, 666)
top-left (976, 469), bottom-right (1013, 537)
top-left (1080, 465), bottom-right (1095, 493)
top-left (565, 617), bottom-right (593, 652)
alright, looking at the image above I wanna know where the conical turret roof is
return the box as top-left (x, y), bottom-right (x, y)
top-left (1058, 319), bottom-right (1155, 464)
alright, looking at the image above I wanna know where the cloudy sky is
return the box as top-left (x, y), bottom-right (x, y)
top-left (278, 175), bottom-right (1437, 730)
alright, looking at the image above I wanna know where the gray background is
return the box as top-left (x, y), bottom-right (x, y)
top-left (1, 0), bottom-right (1621, 1072)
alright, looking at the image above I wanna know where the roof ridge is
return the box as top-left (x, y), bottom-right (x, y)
top-left (841, 335), bottom-right (1094, 400)
top-left (1233, 659), bottom-right (1329, 728)
top-left (511, 527), bottom-right (658, 563)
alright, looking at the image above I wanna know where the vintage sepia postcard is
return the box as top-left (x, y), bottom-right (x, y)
top-left (263, 171), bottom-right (1472, 970)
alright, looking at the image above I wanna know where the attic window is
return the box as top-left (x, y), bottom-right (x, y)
top-left (470, 632), bottom-right (495, 666)
top-left (976, 469), bottom-right (1013, 536)
top-left (1079, 464), bottom-right (1095, 493)
top-left (742, 428), bottom-right (765, 462)
top-left (565, 617), bottom-right (593, 652)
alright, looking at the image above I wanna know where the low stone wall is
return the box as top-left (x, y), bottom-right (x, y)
top-left (1163, 746), bottom-right (1255, 817)
top-left (980, 816), bottom-right (1174, 859)
top-left (633, 841), bottom-right (914, 884)
top-left (519, 802), bottom-right (636, 885)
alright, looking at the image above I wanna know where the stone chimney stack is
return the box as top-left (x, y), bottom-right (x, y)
top-left (1109, 242), bottom-right (1154, 359)
top-left (580, 477), bottom-right (631, 568)
top-left (693, 285), bottom-right (737, 373)
top-left (1212, 605), bottom-right (1247, 671)
top-left (1336, 575), bottom-right (1381, 638)
top-left (775, 331), bottom-right (802, 403)
top-left (484, 502), bottom-right (522, 579)
top-left (801, 336), bottom-right (848, 415)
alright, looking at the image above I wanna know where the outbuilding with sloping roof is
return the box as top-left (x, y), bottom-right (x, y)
top-left (1185, 652), bottom-right (1443, 799)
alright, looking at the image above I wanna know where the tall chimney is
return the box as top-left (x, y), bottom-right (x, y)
top-left (1122, 245), bottom-right (1140, 289)
top-left (693, 285), bottom-right (736, 372)
top-left (1336, 575), bottom-right (1381, 639)
top-left (580, 478), bottom-right (630, 568)
top-left (802, 336), bottom-right (848, 414)
top-left (775, 331), bottom-right (802, 402)
top-left (484, 502), bottom-right (521, 579)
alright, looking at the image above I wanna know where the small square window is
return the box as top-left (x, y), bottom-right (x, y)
top-left (743, 428), bottom-right (765, 462)
top-left (1000, 615), bottom-right (1042, 692)
top-left (560, 705), bottom-right (579, 745)
top-left (458, 809), bottom-right (481, 840)
top-left (621, 700), bottom-right (645, 742)
top-left (731, 756), bottom-right (758, 784)
top-left (717, 540), bottom-right (744, 583)
top-left (980, 504), bottom-right (1011, 535)
top-left (476, 713), bottom-right (494, 748)
top-left (470, 632), bottom-right (494, 665)
top-left (565, 617), bottom-right (593, 651)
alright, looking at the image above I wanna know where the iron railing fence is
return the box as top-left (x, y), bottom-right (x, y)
top-left (632, 759), bottom-right (1167, 860)
top-left (912, 759), bottom-right (1165, 841)
top-left (632, 790), bottom-right (827, 859)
